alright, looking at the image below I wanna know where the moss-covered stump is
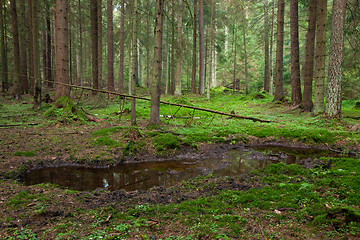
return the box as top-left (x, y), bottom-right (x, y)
top-left (44, 96), bottom-right (88, 122)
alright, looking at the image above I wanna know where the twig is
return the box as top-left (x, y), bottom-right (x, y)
top-left (0, 123), bottom-right (39, 127)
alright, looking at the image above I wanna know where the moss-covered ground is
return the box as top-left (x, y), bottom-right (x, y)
top-left (0, 89), bottom-right (359, 239)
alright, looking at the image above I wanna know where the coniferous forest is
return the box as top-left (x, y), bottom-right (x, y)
top-left (0, 0), bottom-right (360, 239)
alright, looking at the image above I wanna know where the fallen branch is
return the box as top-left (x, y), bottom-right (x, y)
top-left (0, 123), bottom-right (39, 128)
top-left (47, 81), bottom-right (273, 123)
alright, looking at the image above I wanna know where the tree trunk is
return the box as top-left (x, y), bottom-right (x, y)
top-left (302, 0), bottom-right (318, 111)
top-left (150, 0), bottom-right (164, 126)
top-left (269, 0), bottom-right (276, 96)
top-left (77, 0), bottom-right (83, 86)
top-left (10, 0), bottom-right (21, 98)
top-left (273, 0), bottom-right (285, 102)
top-left (233, 20), bottom-right (237, 92)
top-left (27, 0), bottom-right (34, 94)
top-left (325, 0), bottom-right (347, 118)
top-left (243, 7), bottom-right (249, 95)
top-left (107, 0), bottom-right (114, 92)
top-left (198, 0), bottom-right (205, 94)
top-left (90, 0), bottom-right (99, 93)
top-left (131, 0), bottom-right (138, 126)
top-left (98, 0), bottom-right (103, 89)
top-left (264, 0), bottom-right (270, 92)
top-left (175, 0), bottom-right (183, 96)
top-left (0, 1), bottom-right (8, 92)
top-left (119, 0), bottom-right (125, 92)
top-left (55, 0), bottom-right (70, 99)
top-left (207, 0), bottom-right (215, 99)
top-left (44, 6), bottom-right (52, 88)
top-left (313, 0), bottom-right (327, 115)
top-left (18, 0), bottom-right (28, 92)
top-left (145, 0), bottom-right (151, 91)
top-left (191, 0), bottom-right (197, 94)
top-left (170, 1), bottom-right (175, 95)
top-left (290, 0), bottom-right (302, 106)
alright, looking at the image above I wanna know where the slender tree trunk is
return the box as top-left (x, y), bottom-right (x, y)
top-left (269, 0), bottom-right (276, 96)
top-left (78, 0), bottom-right (83, 86)
top-left (243, 7), bottom-right (249, 95)
top-left (10, 0), bottom-right (21, 98)
top-left (273, 0), bottom-right (285, 102)
top-left (119, 0), bottom-right (125, 92)
top-left (170, 1), bottom-right (175, 95)
top-left (0, 1), bottom-right (8, 92)
top-left (55, 0), bottom-right (70, 99)
top-left (107, 0), bottom-right (114, 91)
top-left (150, 0), bottom-right (164, 126)
top-left (207, 0), bottom-right (215, 99)
top-left (18, 0), bottom-right (28, 92)
top-left (44, 6), bottom-right (52, 88)
top-left (27, 0), bottom-right (34, 94)
top-left (264, 0), bottom-right (270, 92)
top-left (233, 20), bottom-right (237, 91)
top-left (290, 0), bottom-right (302, 106)
top-left (313, 0), bottom-right (327, 115)
top-left (325, 0), bottom-right (347, 118)
top-left (145, 0), bottom-right (151, 91)
top-left (302, 0), bottom-right (318, 111)
top-left (131, 0), bottom-right (138, 126)
top-left (191, 0), bottom-right (197, 94)
top-left (198, 0), bottom-right (205, 94)
top-left (98, 0), bottom-right (103, 89)
top-left (91, 0), bottom-right (99, 93)
top-left (175, 0), bottom-right (183, 96)
top-left (31, 0), bottom-right (40, 106)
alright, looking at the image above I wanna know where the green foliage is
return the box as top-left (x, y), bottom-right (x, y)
top-left (13, 151), bottom-right (36, 157)
top-left (92, 136), bottom-right (119, 147)
top-left (153, 133), bottom-right (181, 153)
top-left (90, 126), bottom-right (124, 137)
top-left (44, 96), bottom-right (87, 122)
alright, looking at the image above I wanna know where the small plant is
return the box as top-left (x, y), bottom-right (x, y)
top-left (14, 151), bottom-right (36, 157)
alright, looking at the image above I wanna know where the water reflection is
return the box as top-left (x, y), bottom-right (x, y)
top-left (24, 147), bottom-right (331, 191)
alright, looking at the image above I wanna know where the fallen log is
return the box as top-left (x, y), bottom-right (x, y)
top-left (45, 81), bottom-right (273, 123)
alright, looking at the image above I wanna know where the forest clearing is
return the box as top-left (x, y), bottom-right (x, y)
top-left (0, 91), bottom-right (359, 239)
top-left (1, 0), bottom-right (360, 238)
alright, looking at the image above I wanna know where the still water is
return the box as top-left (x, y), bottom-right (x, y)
top-left (24, 146), bottom-right (331, 191)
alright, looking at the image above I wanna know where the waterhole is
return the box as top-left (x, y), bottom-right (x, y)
top-left (24, 146), bottom-right (332, 191)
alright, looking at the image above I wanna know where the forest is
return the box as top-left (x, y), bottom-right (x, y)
top-left (0, 0), bottom-right (360, 239)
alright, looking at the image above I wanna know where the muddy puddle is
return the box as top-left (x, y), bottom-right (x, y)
top-left (24, 146), bottom-right (332, 191)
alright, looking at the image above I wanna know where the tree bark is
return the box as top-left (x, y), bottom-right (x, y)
top-left (107, 0), bottom-right (114, 92)
top-left (191, 0), bottom-right (197, 94)
top-left (243, 7), bottom-right (249, 95)
top-left (313, 0), bottom-right (327, 115)
top-left (98, 0), bottom-right (103, 89)
top-left (302, 0), bottom-right (318, 111)
top-left (18, 0), bottom-right (28, 92)
top-left (290, 0), bottom-right (302, 106)
top-left (44, 5), bottom-right (52, 88)
top-left (175, 0), bottom-right (183, 96)
top-left (269, 0), bottom-right (276, 96)
top-left (264, 0), bottom-right (270, 92)
top-left (207, 0), bottom-right (215, 99)
top-left (10, 0), bottom-right (21, 98)
top-left (198, 0), bottom-right (205, 94)
top-left (55, 0), bottom-right (70, 99)
top-left (145, 0), bottom-right (151, 91)
top-left (150, 0), bottom-right (164, 126)
top-left (119, 0), bottom-right (125, 92)
top-left (0, 1), bottom-right (8, 92)
top-left (325, 0), bottom-right (347, 118)
top-left (131, 0), bottom-right (138, 126)
top-left (273, 0), bottom-right (285, 102)
top-left (90, 0), bottom-right (99, 93)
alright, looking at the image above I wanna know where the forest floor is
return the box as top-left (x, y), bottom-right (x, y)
top-left (0, 89), bottom-right (359, 239)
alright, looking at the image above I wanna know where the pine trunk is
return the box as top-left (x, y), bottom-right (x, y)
top-left (302, 0), bottom-right (318, 111)
top-left (98, 0), bottom-right (102, 89)
top-left (0, 1), bottom-right (8, 92)
top-left (55, 0), bottom-right (69, 99)
top-left (150, 0), bottom-right (164, 126)
top-left (10, 0), bottom-right (21, 98)
top-left (18, 0), bottom-right (28, 92)
top-left (290, 0), bottom-right (302, 106)
top-left (191, 0), bottom-right (197, 94)
top-left (264, 0), bottom-right (270, 92)
top-left (107, 0), bottom-right (114, 92)
top-left (273, 0), bottom-right (285, 102)
top-left (313, 0), bottom-right (327, 115)
top-left (198, 0), bottom-right (205, 94)
top-left (90, 0), bottom-right (99, 92)
top-left (325, 0), bottom-right (346, 118)
top-left (175, 0), bottom-right (183, 96)
top-left (119, 0), bottom-right (125, 92)
top-left (131, 0), bottom-right (138, 126)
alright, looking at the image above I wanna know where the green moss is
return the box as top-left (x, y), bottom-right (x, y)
top-left (90, 126), bottom-right (124, 137)
top-left (92, 136), bottom-right (119, 147)
top-left (153, 133), bottom-right (181, 150)
top-left (14, 150), bottom-right (36, 157)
